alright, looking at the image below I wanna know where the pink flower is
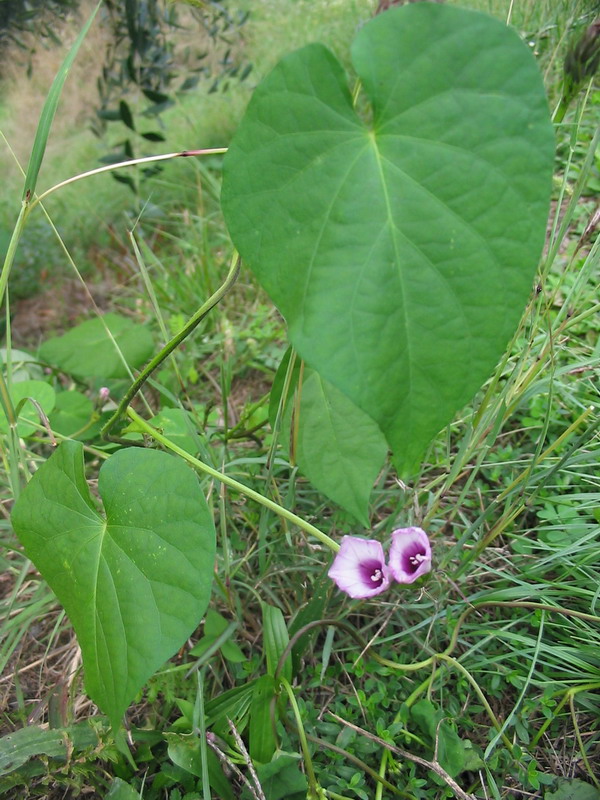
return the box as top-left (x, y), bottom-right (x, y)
top-left (328, 536), bottom-right (391, 599)
top-left (388, 527), bottom-right (432, 584)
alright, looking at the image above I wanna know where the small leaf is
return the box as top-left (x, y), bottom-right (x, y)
top-left (11, 441), bottom-right (216, 728)
top-left (166, 733), bottom-right (204, 778)
top-left (105, 778), bottom-right (140, 799)
top-left (0, 348), bottom-right (43, 382)
top-left (119, 100), bottom-right (135, 131)
top-left (141, 131), bottom-right (166, 142)
top-left (242, 754), bottom-right (307, 800)
top-left (188, 610), bottom-right (245, 664)
top-left (149, 408), bottom-right (200, 455)
top-left (204, 681), bottom-right (257, 728)
top-left (49, 391), bottom-right (93, 437)
top-left (289, 572), bottom-right (331, 671)
top-left (0, 379), bottom-right (55, 438)
top-left (0, 723), bottom-right (98, 777)
top-left (39, 313), bottom-right (154, 379)
top-left (262, 602), bottom-right (291, 682)
top-left (410, 699), bottom-right (467, 777)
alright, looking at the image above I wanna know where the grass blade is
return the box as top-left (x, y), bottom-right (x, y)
top-left (22, 1), bottom-right (101, 200)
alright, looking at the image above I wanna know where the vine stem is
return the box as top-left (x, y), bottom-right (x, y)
top-left (102, 252), bottom-right (240, 441)
top-left (125, 407), bottom-right (340, 553)
top-left (29, 148), bottom-right (228, 210)
top-left (0, 200), bottom-right (29, 308)
top-left (280, 677), bottom-right (323, 799)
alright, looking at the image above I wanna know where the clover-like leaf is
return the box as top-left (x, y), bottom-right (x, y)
top-left (11, 442), bottom-right (215, 728)
top-left (221, 4), bottom-right (555, 474)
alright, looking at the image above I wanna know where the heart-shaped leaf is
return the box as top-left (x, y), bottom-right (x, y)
top-left (221, 4), bottom-right (555, 475)
top-left (11, 442), bottom-right (216, 728)
top-left (39, 312), bottom-right (154, 379)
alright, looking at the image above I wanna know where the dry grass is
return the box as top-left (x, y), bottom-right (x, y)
top-left (0, 2), bottom-right (111, 171)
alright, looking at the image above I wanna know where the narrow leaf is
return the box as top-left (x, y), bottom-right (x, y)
top-left (262, 602), bottom-right (292, 683)
top-left (23, 2), bottom-right (102, 199)
top-left (249, 674), bottom-right (277, 763)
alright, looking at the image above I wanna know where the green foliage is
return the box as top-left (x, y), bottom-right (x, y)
top-left (0, 722), bottom-right (98, 776)
top-left (0, 218), bottom-right (65, 300)
top-left (261, 602), bottom-right (291, 683)
top-left (249, 674), bottom-right (278, 764)
top-left (546, 779), bottom-right (600, 800)
top-left (48, 390), bottom-right (94, 438)
top-left (0, 0), bottom-right (79, 50)
top-left (0, 379), bottom-right (55, 437)
top-left (105, 777), bottom-right (142, 799)
top-left (188, 609), bottom-right (246, 664)
top-left (95, 0), bottom-right (251, 189)
top-left (1, 1), bottom-right (599, 798)
top-left (271, 351), bottom-right (387, 525)
top-left (39, 312), bottom-right (155, 379)
top-left (409, 698), bottom-right (475, 777)
top-left (222, 3), bottom-right (555, 475)
top-left (242, 754), bottom-right (307, 800)
top-left (11, 442), bottom-right (216, 728)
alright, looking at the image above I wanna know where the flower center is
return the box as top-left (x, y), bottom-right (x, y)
top-left (359, 559), bottom-right (385, 588)
top-left (409, 553), bottom-right (426, 566)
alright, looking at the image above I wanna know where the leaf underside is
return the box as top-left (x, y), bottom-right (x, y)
top-left (272, 353), bottom-right (387, 525)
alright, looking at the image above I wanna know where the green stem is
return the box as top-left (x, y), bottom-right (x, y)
top-left (0, 201), bottom-right (29, 308)
top-left (304, 731), bottom-right (414, 799)
top-left (29, 148), bottom-right (227, 211)
top-left (102, 252), bottom-right (240, 441)
top-left (125, 406), bottom-right (340, 553)
top-left (280, 677), bottom-right (322, 799)
top-left (531, 683), bottom-right (600, 747)
top-left (569, 691), bottom-right (600, 789)
top-left (438, 654), bottom-right (514, 755)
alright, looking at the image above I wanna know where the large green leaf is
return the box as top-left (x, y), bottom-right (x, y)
top-left (221, 4), bottom-right (554, 475)
top-left (271, 353), bottom-right (387, 525)
top-left (11, 442), bottom-right (216, 728)
top-left (39, 312), bottom-right (154, 379)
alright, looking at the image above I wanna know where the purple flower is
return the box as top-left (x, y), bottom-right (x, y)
top-left (328, 536), bottom-right (391, 599)
top-left (388, 527), bottom-right (432, 584)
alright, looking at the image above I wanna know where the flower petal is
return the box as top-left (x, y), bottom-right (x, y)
top-left (328, 536), bottom-right (390, 598)
top-left (388, 527), bottom-right (432, 584)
